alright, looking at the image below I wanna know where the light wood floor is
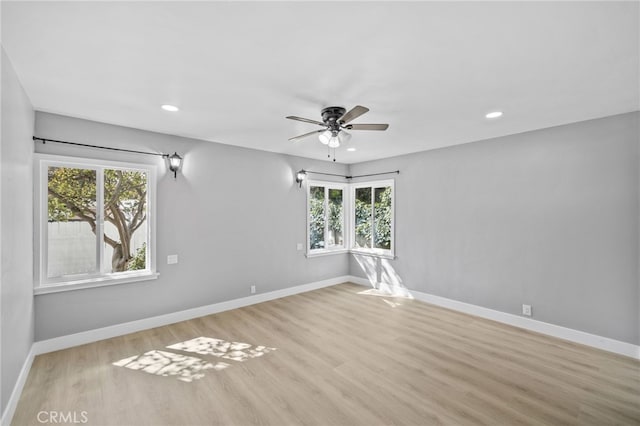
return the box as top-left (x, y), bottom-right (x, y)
top-left (13, 283), bottom-right (640, 425)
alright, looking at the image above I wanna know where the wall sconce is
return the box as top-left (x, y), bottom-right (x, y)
top-left (295, 169), bottom-right (307, 188)
top-left (168, 152), bottom-right (183, 179)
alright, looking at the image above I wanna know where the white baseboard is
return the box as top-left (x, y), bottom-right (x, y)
top-left (32, 275), bottom-right (350, 355)
top-left (1, 347), bottom-right (35, 426)
top-left (347, 276), bottom-right (640, 360)
top-left (348, 276), bottom-right (373, 287)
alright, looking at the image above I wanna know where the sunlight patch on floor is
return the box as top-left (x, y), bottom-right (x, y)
top-left (113, 337), bottom-right (277, 382)
top-left (167, 337), bottom-right (277, 362)
top-left (112, 350), bottom-right (229, 382)
top-left (382, 298), bottom-right (403, 308)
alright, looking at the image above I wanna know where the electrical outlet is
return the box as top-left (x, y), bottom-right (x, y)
top-left (522, 304), bottom-right (532, 317)
top-left (296, 243), bottom-right (303, 251)
top-left (250, 285), bottom-right (256, 294)
top-left (167, 254), bottom-right (178, 264)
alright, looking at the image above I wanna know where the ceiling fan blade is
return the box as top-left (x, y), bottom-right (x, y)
top-left (286, 116), bottom-right (325, 126)
top-left (339, 105), bottom-right (369, 124)
top-left (288, 129), bottom-right (325, 142)
top-left (346, 123), bottom-right (389, 131)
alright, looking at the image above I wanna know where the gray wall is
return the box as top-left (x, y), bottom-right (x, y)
top-left (33, 112), bottom-right (640, 345)
top-left (34, 112), bottom-right (350, 340)
top-left (350, 112), bottom-right (639, 345)
top-left (1, 48), bottom-right (35, 414)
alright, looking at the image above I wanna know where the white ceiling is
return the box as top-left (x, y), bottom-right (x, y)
top-left (2, 1), bottom-right (639, 164)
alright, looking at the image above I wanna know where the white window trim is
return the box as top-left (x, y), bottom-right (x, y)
top-left (350, 179), bottom-right (395, 258)
top-left (305, 178), bottom-right (395, 259)
top-left (306, 180), bottom-right (348, 257)
top-left (34, 154), bottom-right (158, 294)
top-left (33, 272), bottom-right (160, 295)
top-left (305, 248), bottom-right (350, 259)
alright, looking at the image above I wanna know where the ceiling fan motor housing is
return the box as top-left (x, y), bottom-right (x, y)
top-left (321, 106), bottom-right (347, 131)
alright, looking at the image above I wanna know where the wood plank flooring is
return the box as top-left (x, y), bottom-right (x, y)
top-left (12, 283), bottom-right (640, 425)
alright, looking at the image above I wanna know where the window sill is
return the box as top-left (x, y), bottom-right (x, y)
top-left (306, 248), bottom-right (396, 260)
top-left (306, 248), bottom-right (350, 258)
top-left (34, 271), bottom-right (159, 295)
top-left (349, 249), bottom-right (396, 260)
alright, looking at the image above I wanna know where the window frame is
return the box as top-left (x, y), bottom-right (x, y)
top-left (34, 154), bottom-right (158, 294)
top-left (305, 178), bottom-right (395, 259)
top-left (349, 179), bottom-right (395, 258)
top-left (306, 180), bottom-right (349, 257)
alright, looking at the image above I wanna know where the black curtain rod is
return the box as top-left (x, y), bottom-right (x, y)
top-left (305, 170), bottom-right (400, 180)
top-left (303, 170), bottom-right (347, 178)
top-left (33, 137), bottom-right (400, 179)
top-left (351, 170), bottom-right (400, 179)
top-left (33, 136), bottom-right (168, 158)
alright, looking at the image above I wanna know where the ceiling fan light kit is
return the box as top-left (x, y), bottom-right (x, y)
top-left (337, 130), bottom-right (351, 145)
top-left (286, 105), bottom-right (389, 161)
top-left (319, 130), bottom-right (332, 145)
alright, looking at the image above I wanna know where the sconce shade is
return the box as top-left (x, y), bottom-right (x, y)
top-left (296, 169), bottom-right (307, 187)
top-left (168, 152), bottom-right (182, 179)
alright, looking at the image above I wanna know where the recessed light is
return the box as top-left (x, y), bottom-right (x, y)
top-left (161, 104), bottom-right (179, 112)
top-left (347, 148), bottom-right (356, 152)
top-left (485, 111), bottom-right (503, 119)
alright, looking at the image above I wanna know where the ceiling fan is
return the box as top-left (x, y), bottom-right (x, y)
top-left (286, 105), bottom-right (389, 149)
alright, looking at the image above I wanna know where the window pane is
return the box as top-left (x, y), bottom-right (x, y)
top-left (374, 187), bottom-right (392, 250)
top-left (354, 187), bottom-right (372, 248)
top-left (104, 169), bottom-right (148, 273)
top-left (327, 188), bottom-right (343, 248)
top-left (47, 167), bottom-right (97, 278)
top-left (309, 186), bottom-right (325, 249)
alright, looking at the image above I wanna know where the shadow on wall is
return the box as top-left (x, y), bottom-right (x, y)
top-left (352, 254), bottom-right (413, 299)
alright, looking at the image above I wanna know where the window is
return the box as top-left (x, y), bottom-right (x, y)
top-left (35, 155), bottom-right (157, 293)
top-left (307, 181), bottom-right (346, 255)
top-left (351, 180), bottom-right (394, 256)
top-left (305, 179), bottom-right (394, 258)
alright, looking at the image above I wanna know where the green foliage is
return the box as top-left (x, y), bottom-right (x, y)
top-left (47, 167), bottom-right (97, 222)
top-left (354, 187), bottom-right (372, 248)
top-left (328, 188), bottom-right (343, 245)
top-left (127, 243), bottom-right (146, 271)
top-left (374, 187), bottom-right (392, 249)
top-left (354, 198), bottom-right (372, 247)
top-left (310, 187), bottom-right (345, 249)
top-left (309, 186), bottom-right (325, 249)
top-left (354, 186), bottom-right (392, 249)
top-left (103, 169), bottom-right (147, 224)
